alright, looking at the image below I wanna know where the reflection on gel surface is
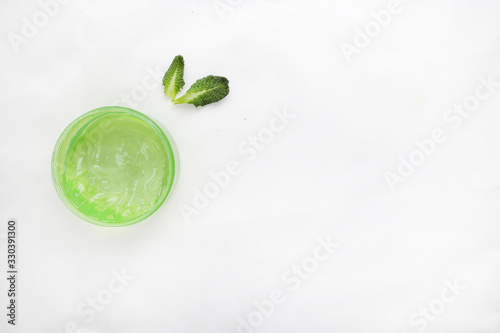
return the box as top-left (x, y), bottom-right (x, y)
top-left (63, 115), bottom-right (168, 222)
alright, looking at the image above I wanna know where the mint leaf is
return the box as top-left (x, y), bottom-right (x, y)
top-left (173, 75), bottom-right (229, 107)
top-left (162, 55), bottom-right (185, 100)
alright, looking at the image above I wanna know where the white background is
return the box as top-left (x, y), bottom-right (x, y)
top-left (1, 0), bottom-right (500, 332)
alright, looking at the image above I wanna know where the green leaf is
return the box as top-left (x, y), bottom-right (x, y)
top-left (173, 75), bottom-right (229, 107)
top-left (162, 55), bottom-right (185, 99)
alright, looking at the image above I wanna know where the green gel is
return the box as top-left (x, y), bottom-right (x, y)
top-left (52, 107), bottom-right (177, 226)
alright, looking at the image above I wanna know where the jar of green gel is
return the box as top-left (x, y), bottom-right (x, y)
top-left (52, 106), bottom-right (177, 226)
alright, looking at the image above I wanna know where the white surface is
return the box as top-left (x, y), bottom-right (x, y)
top-left (1, 0), bottom-right (500, 332)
